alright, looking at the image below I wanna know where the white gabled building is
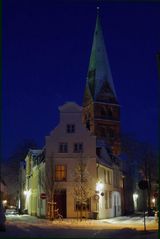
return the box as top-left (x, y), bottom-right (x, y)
top-left (45, 102), bottom-right (123, 219)
top-left (23, 102), bottom-right (123, 219)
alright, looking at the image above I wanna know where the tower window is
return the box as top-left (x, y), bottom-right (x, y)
top-left (108, 108), bottom-right (113, 118)
top-left (85, 113), bottom-right (90, 130)
top-left (86, 119), bottom-right (90, 130)
top-left (100, 127), bottom-right (106, 137)
top-left (101, 109), bottom-right (106, 116)
top-left (109, 129), bottom-right (114, 139)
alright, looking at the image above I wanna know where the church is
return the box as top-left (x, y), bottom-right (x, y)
top-left (22, 11), bottom-right (124, 219)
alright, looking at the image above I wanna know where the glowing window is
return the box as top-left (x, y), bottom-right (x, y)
top-left (55, 165), bottom-right (67, 181)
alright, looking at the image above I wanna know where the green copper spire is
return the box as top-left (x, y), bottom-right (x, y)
top-left (87, 11), bottom-right (117, 101)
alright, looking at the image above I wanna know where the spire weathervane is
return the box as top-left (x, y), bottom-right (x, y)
top-left (97, 6), bottom-right (100, 15)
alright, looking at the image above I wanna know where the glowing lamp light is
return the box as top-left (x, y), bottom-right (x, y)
top-left (2, 200), bottom-right (7, 205)
top-left (96, 181), bottom-right (103, 191)
top-left (24, 190), bottom-right (31, 196)
top-left (133, 193), bottom-right (138, 201)
top-left (152, 198), bottom-right (155, 203)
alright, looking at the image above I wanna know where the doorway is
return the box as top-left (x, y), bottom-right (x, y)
top-left (54, 189), bottom-right (66, 218)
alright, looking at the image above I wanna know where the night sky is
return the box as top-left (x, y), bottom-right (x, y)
top-left (2, 0), bottom-right (160, 159)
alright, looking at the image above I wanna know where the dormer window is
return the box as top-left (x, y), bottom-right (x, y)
top-left (67, 124), bottom-right (75, 133)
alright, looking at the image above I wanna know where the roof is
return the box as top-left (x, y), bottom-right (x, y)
top-left (96, 139), bottom-right (120, 168)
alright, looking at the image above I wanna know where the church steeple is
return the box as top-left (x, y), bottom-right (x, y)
top-left (85, 10), bottom-right (117, 104)
top-left (82, 10), bottom-right (121, 156)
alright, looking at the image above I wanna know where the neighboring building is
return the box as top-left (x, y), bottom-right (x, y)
top-left (24, 149), bottom-right (46, 217)
top-left (0, 179), bottom-right (8, 206)
top-left (18, 160), bottom-right (26, 213)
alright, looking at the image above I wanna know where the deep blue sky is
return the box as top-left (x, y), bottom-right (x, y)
top-left (2, 0), bottom-right (160, 159)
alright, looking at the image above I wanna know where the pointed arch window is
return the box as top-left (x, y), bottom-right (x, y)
top-left (85, 113), bottom-right (90, 130)
top-left (108, 108), bottom-right (113, 118)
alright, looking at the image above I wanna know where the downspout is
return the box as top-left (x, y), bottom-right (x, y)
top-left (96, 161), bottom-right (100, 212)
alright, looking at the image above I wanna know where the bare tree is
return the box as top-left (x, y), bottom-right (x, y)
top-left (2, 139), bottom-right (37, 206)
top-left (73, 154), bottom-right (93, 221)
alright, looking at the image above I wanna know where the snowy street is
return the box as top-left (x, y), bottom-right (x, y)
top-left (0, 214), bottom-right (158, 238)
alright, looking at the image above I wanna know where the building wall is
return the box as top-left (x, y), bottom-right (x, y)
top-left (96, 164), bottom-right (122, 219)
top-left (24, 151), bottom-right (46, 217)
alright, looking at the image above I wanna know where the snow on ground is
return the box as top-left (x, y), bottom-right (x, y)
top-left (0, 215), bottom-right (158, 238)
top-left (6, 214), bottom-right (158, 229)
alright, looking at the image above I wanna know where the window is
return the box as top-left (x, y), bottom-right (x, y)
top-left (105, 191), bottom-right (109, 209)
top-left (101, 108), bottom-right (106, 116)
top-left (74, 143), bottom-right (83, 153)
top-left (107, 170), bottom-right (112, 185)
top-left (59, 143), bottom-right (68, 153)
top-left (108, 108), bottom-right (113, 118)
top-left (109, 128), bottom-right (114, 139)
top-left (75, 198), bottom-right (90, 211)
top-left (100, 127), bottom-right (106, 137)
top-left (109, 191), bottom-right (112, 208)
top-left (55, 165), bottom-right (67, 181)
top-left (85, 113), bottom-right (90, 130)
top-left (67, 124), bottom-right (75, 133)
top-left (105, 191), bottom-right (112, 209)
top-left (113, 170), bottom-right (119, 187)
top-left (104, 169), bottom-right (107, 184)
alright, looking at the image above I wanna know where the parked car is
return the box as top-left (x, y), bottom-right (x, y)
top-left (5, 206), bottom-right (18, 215)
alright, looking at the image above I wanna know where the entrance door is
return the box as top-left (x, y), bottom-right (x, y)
top-left (54, 190), bottom-right (66, 218)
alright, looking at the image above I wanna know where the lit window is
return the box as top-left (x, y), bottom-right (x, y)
top-left (105, 191), bottom-right (109, 209)
top-left (107, 171), bottom-right (112, 185)
top-left (59, 143), bottom-right (68, 153)
top-left (55, 165), bottom-right (67, 181)
top-left (109, 191), bottom-right (112, 208)
top-left (104, 169), bottom-right (107, 183)
top-left (66, 124), bottom-right (75, 133)
top-left (74, 143), bottom-right (83, 153)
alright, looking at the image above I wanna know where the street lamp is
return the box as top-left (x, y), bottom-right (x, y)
top-left (133, 193), bottom-right (138, 201)
top-left (24, 190), bottom-right (31, 197)
top-left (96, 181), bottom-right (103, 192)
top-left (152, 198), bottom-right (156, 207)
top-left (133, 193), bottom-right (138, 212)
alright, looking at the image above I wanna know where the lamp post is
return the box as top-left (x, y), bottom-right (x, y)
top-left (133, 193), bottom-right (138, 212)
top-left (138, 180), bottom-right (148, 232)
top-left (95, 181), bottom-right (104, 219)
top-left (156, 52), bottom-right (160, 237)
